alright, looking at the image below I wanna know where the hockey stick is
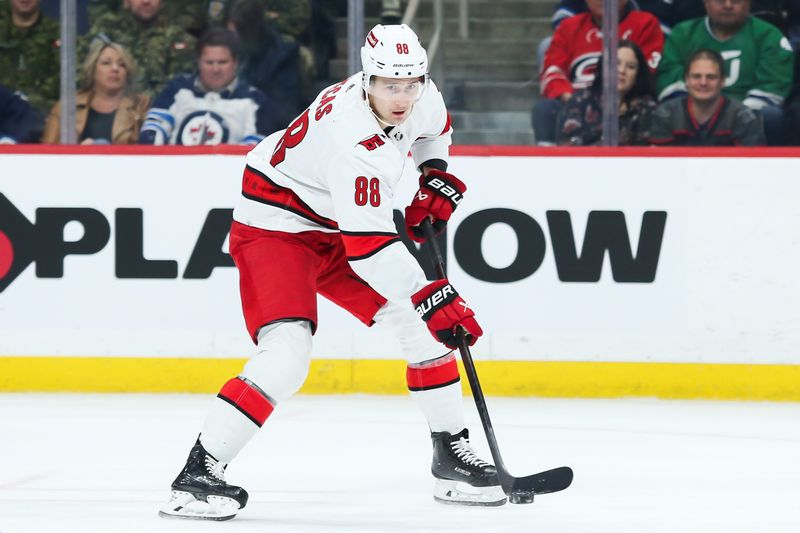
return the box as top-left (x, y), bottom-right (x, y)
top-left (421, 220), bottom-right (573, 504)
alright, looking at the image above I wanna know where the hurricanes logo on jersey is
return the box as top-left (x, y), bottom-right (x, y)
top-left (358, 134), bottom-right (385, 152)
top-left (571, 54), bottom-right (600, 88)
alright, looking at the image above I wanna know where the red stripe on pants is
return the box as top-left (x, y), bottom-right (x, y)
top-left (407, 353), bottom-right (460, 391)
top-left (218, 377), bottom-right (274, 427)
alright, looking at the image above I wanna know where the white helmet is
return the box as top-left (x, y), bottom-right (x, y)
top-left (360, 24), bottom-right (429, 94)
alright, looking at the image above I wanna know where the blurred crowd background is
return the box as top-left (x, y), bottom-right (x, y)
top-left (1, 0), bottom-right (799, 146)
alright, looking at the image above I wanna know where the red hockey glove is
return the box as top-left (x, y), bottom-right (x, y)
top-left (404, 169), bottom-right (466, 243)
top-left (411, 279), bottom-right (483, 349)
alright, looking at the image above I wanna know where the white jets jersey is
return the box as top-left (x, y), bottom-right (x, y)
top-left (140, 75), bottom-right (275, 145)
top-left (233, 72), bottom-right (453, 302)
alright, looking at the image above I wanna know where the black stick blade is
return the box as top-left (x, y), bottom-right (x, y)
top-left (502, 466), bottom-right (574, 495)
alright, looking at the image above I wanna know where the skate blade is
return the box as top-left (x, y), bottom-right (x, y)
top-left (433, 479), bottom-right (507, 507)
top-left (158, 490), bottom-right (241, 521)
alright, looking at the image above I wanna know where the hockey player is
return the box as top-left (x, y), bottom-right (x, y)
top-left (159, 24), bottom-right (504, 521)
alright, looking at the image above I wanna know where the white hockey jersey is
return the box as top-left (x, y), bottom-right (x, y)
top-left (233, 72), bottom-right (453, 302)
top-left (139, 75), bottom-right (281, 145)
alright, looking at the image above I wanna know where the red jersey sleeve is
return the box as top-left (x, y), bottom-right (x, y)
top-left (540, 19), bottom-right (577, 99)
top-left (632, 12), bottom-right (665, 72)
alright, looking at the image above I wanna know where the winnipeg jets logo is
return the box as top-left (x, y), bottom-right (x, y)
top-left (178, 110), bottom-right (228, 145)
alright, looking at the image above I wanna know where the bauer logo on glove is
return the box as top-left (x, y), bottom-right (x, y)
top-left (426, 176), bottom-right (464, 206)
top-left (411, 279), bottom-right (483, 348)
top-left (414, 282), bottom-right (458, 320)
top-left (404, 169), bottom-right (467, 243)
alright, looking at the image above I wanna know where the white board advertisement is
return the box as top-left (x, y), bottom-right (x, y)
top-left (2, 151), bottom-right (799, 364)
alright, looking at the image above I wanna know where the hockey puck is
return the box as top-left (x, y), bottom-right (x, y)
top-left (508, 491), bottom-right (534, 504)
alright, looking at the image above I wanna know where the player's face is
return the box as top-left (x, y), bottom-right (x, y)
top-left (94, 46), bottom-right (128, 93)
top-left (198, 46), bottom-right (238, 92)
top-left (617, 46), bottom-right (638, 96)
top-left (685, 58), bottom-right (724, 104)
top-left (126, 0), bottom-right (162, 22)
top-left (704, 0), bottom-right (750, 30)
top-left (367, 76), bottom-right (424, 125)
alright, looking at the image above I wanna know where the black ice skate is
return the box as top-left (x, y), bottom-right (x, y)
top-left (158, 437), bottom-right (249, 521)
top-left (431, 429), bottom-right (506, 506)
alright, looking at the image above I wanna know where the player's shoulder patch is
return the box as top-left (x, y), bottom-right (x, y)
top-left (357, 133), bottom-right (386, 152)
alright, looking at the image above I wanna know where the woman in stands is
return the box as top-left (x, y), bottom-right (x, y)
top-left (556, 40), bottom-right (656, 146)
top-left (42, 39), bottom-right (149, 144)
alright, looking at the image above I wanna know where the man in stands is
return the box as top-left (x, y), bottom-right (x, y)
top-left (0, 0), bottom-right (60, 116)
top-left (656, 0), bottom-right (794, 144)
top-left (138, 28), bottom-right (281, 145)
top-left (650, 48), bottom-right (765, 144)
top-left (83, 0), bottom-right (195, 97)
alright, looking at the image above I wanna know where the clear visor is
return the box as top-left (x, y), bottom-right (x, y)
top-left (366, 76), bottom-right (427, 102)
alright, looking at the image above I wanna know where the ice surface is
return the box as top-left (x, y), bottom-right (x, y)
top-left (0, 393), bottom-right (798, 533)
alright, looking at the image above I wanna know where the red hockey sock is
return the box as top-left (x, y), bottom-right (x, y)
top-left (201, 377), bottom-right (275, 463)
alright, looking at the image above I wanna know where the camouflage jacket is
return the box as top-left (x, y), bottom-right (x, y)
top-left (82, 9), bottom-right (195, 97)
top-left (0, 3), bottom-right (61, 113)
top-left (204, 0), bottom-right (310, 38)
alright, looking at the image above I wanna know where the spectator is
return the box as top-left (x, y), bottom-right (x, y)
top-left (533, 0), bottom-right (664, 145)
top-left (538, 0), bottom-right (789, 66)
top-left (0, 84), bottom-right (41, 143)
top-left (139, 28), bottom-right (280, 145)
top-left (650, 48), bottom-right (766, 144)
top-left (226, 0), bottom-right (303, 126)
top-left (202, 0), bottom-right (316, 95)
top-left (0, 0), bottom-right (60, 115)
top-left (83, 0), bottom-right (195, 97)
top-left (536, 0), bottom-right (703, 69)
top-left (558, 40), bottom-right (657, 145)
top-left (41, 39), bottom-right (149, 144)
top-left (549, 0), bottom-right (705, 34)
top-left (656, 0), bottom-right (794, 144)
top-left (582, 0), bottom-right (778, 34)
